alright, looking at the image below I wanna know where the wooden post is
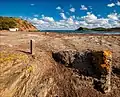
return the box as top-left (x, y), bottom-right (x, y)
top-left (30, 40), bottom-right (35, 55)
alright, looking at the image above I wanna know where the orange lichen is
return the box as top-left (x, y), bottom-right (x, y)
top-left (101, 64), bottom-right (110, 72)
top-left (103, 50), bottom-right (112, 58)
top-left (100, 50), bottom-right (112, 72)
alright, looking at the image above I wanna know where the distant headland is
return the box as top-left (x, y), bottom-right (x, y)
top-left (76, 27), bottom-right (120, 32)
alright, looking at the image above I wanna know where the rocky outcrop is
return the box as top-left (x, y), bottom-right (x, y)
top-left (52, 50), bottom-right (112, 93)
top-left (52, 50), bottom-right (93, 76)
top-left (92, 50), bottom-right (112, 93)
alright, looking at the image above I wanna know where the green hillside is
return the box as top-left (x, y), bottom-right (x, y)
top-left (0, 17), bottom-right (17, 30)
top-left (0, 17), bottom-right (38, 31)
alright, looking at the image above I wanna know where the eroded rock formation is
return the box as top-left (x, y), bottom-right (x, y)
top-left (52, 50), bottom-right (112, 93)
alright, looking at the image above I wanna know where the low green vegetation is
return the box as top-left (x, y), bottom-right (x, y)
top-left (76, 27), bottom-right (120, 31)
top-left (28, 30), bottom-right (40, 32)
top-left (77, 27), bottom-right (89, 31)
top-left (0, 16), bottom-right (38, 31)
top-left (0, 17), bottom-right (17, 30)
top-left (0, 52), bottom-right (28, 64)
top-left (91, 27), bottom-right (107, 31)
top-left (76, 27), bottom-right (107, 31)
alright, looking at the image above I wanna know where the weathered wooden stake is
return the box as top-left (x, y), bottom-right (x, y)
top-left (30, 40), bottom-right (35, 55)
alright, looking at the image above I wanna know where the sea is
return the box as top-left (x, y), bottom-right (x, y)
top-left (40, 30), bottom-right (120, 35)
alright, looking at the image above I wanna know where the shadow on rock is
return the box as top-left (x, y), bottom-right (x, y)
top-left (112, 67), bottom-right (120, 77)
top-left (52, 50), bottom-right (96, 78)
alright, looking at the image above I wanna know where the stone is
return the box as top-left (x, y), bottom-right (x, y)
top-left (92, 50), bottom-right (112, 93)
top-left (52, 50), bottom-right (112, 93)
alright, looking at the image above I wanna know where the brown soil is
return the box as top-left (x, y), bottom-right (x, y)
top-left (0, 31), bottom-right (120, 97)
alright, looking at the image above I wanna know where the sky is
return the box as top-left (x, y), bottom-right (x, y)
top-left (0, 0), bottom-right (120, 30)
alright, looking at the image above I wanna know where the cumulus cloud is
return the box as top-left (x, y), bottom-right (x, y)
top-left (28, 16), bottom-right (79, 30)
top-left (56, 6), bottom-right (64, 12)
top-left (69, 8), bottom-right (75, 12)
top-left (42, 16), bottom-right (54, 22)
top-left (29, 18), bottom-right (44, 24)
top-left (72, 15), bottom-right (75, 19)
top-left (34, 14), bottom-right (39, 17)
top-left (28, 12), bottom-right (120, 30)
top-left (107, 3), bottom-right (115, 7)
top-left (56, 6), bottom-right (61, 10)
top-left (116, 1), bottom-right (120, 6)
top-left (81, 12), bottom-right (97, 24)
top-left (81, 12), bottom-right (120, 28)
top-left (80, 5), bottom-right (88, 10)
top-left (60, 13), bottom-right (67, 19)
top-left (67, 17), bottom-right (74, 25)
top-left (108, 13), bottom-right (119, 20)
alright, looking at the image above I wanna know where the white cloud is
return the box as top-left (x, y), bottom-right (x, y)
top-left (28, 16), bottom-right (79, 30)
top-left (34, 14), bottom-right (39, 17)
top-left (30, 4), bottom-right (35, 6)
top-left (28, 18), bottom-right (44, 25)
top-left (80, 12), bottom-right (120, 28)
top-left (69, 8), bottom-right (75, 12)
top-left (82, 13), bottom-right (97, 24)
top-left (41, 14), bottom-right (44, 18)
top-left (107, 3), bottom-right (115, 7)
top-left (80, 5), bottom-right (88, 10)
top-left (72, 15), bottom-right (75, 19)
top-left (76, 16), bottom-right (81, 20)
top-left (56, 6), bottom-right (64, 12)
top-left (42, 15), bottom-right (54, 22)
top-left (28, 12), bottom-right (120, 30)
top-left (67, 17), bottom-right (74, 25)
top-left (107, 13), bottom-right (118, 20)
top-left (116, 1), bottom-right (120, 6)
top-left (56, 6), bottom-right (61, 10)
top-left (60, 13), bottom-right (67, 19)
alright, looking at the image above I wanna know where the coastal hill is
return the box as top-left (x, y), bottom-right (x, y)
top-left (0, 17), bottom-right (38, 31)
top-left (76, 27), bottom-right (120, 32)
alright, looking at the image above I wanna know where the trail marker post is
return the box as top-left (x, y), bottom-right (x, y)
top-left (30, 39), bottom-right (35, 55)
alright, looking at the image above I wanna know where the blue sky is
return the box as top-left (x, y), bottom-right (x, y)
top-left (0, 0), bottom-right (120, 30)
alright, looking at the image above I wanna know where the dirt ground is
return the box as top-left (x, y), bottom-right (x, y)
top-left (0, 31), bottom-right (120, 97)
